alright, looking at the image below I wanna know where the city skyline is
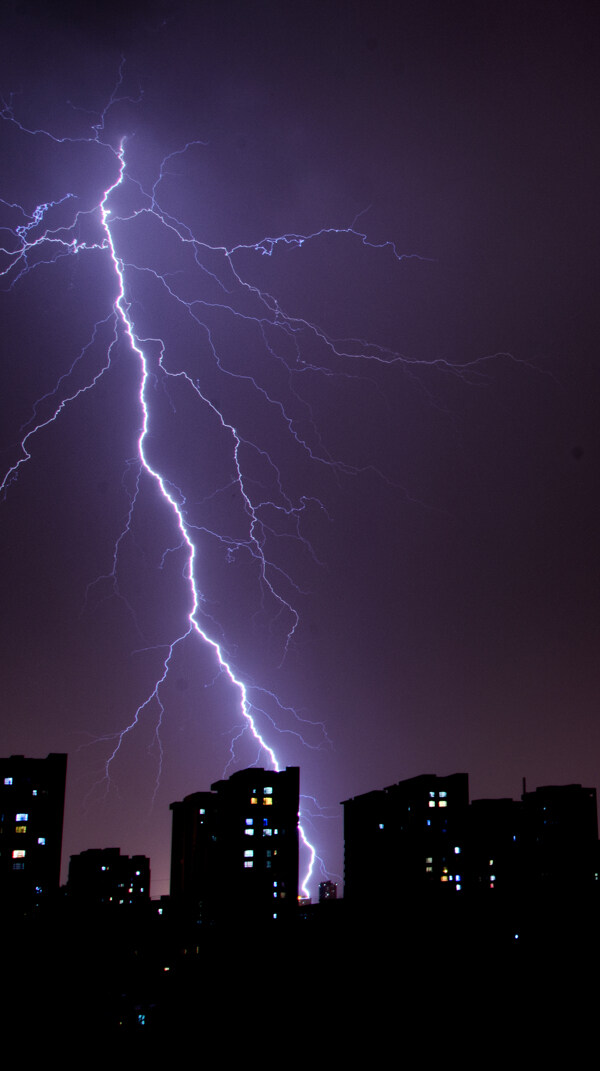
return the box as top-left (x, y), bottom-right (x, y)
top-left (1, 2), bottom-right (599, 898)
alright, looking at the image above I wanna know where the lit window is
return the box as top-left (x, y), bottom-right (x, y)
top-left (250, 797), bottom-right (257, 805)
top-left (426, 866), bottom-right (433, 873)
top-left (456, 883), bottom-right (462, 891)
top-left (38, 837), bottom-right (45, 845)
top-left (438, 800), bottom-right (447, 807)
top-left (378, 823), bottom-right (384, 830)
top-left (245, 829), bottom-right (254, 836)
top-left (273, 892), bottom-right (278, 898)
top-left (428, 800), bottom-right (436, 808)
top-left (440, 875), bottom-right (448, 882)
top-left (264, 787), bottom-right (273, 795)
top-left (16, 813), bottom-right (28, 821)
top-left (426, 857), bottom-right (433, 864)
top-left (32, 789), bottom-right (37, 796)
top-left (244, 861), bottom-right (253, 868)
top-left (263, 828), bottom-right (272, 836)
top-left (15, 825), bottom-right (27, 833)
top-left (439, 791), bottom-right (447, 798)
top-left (4, 777), bottom-right (12, 785)
top-left (244, 849), bottom-right (254, 858)
top-left (263, 797), bottom-right (273, 806)
top-left (490, 874), bottom-right (496, 882)
top-left (35, 885), bottom-right (42, 895)
top-left (199, 808), bottom-right (206, 815)
top-left (245, 818), bottom-right (253, 826)
top-left (429, 791), bottom-right (435, 798)
top-left (135, 870), bottom-right (140, 876)
top-left (273, 913), bottom-right (278, 919)
top-left (12, 849), bottom-right (26, 859)
top-left (489, 859), bottom-right (494, 866)
top-left (454, 846), bottom-right (461, 854)
top-left (273, 881), bottom-right (278, 887)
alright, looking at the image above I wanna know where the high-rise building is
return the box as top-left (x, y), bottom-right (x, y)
top-left (521, 783), bottom-right (599, 891)
top-left (0, 753), bottom-right (67, 915)
top-left (170, 766), bottom-right (299, 925)
top-left (67, 847), bottom-right (150, 909)
top-left (342, 773), bottom-right (469, 906)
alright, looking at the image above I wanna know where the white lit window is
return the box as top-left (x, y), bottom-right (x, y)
top-left (438, 800), bottom-right (447, 807)
top-left (439, 791), bottom-right (447, 798)
top-left (199, 808), bottom-right (206, 814)
top-left (245, 818), bottom-right (253, 826)
top-left (244, 861), bottom-right (253, 868)
top-left (264, 787), bottom-right (273, 795)
top-left (4, 777), bottom-right (13, 785)
top-left (38, 837), bottom-right (46, 845)
top-left (32, 789), bottom-right (37, 796)
top-left (454, 846), bottom-right (461, 854)
top-left (12, 849), bottom-right (26, 859)
top-left (244, 849), bottom-right (254, 858)
top-left (426, 857), bottom-right (433, 864)
top-left (263, 828), bottom-right (272, 836)
top-left (245, 828), bottom-right (254, 836)
top-left (428, 800), bottom-right (436, 808)
top-left (429, 791), bottom-right (435, 798)
top-left (273, 881), bottom-right (278, 887)
top-left (378, 823), bottom-right (384, 830)
top-left (16, 813), bottom-right (28, 821)
top-left (135, 870), bottom-right (141, 876)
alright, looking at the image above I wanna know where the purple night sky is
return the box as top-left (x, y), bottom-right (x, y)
top-left (1, 1), bottom-right (598, 898)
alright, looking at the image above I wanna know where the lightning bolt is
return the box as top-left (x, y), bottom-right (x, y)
top-left (0, 65), bottom-right (503, 899)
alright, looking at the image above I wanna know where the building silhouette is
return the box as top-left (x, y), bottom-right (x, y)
top-left (319, 880), bottom-right (337, 902)
top-left (0, 753), bottom-right (67, 915)
top-left (67, 847), bottom-right (150, 909)
top-left (343, 773), bottom-right (599, 912)
top-left (343, 773), bottom-right (469, 906)
top-left (170, 766), bottom-right (299, 925)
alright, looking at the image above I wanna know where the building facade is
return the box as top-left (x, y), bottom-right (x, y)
top-left (67, 847), bottom-right (150, 909)
top-left (170, 766), bottom-right (300, 925)
top-left (0, 753), bottom-right (67, 915)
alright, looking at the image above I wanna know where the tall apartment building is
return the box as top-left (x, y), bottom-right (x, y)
top-left (0, 753), bottom-right (67, 915)
top-left (170, 766), bottom-right (299, 925)
top-left (67, 847), bottom-right (150, 909)
top-left (343, 773), bottom-right (469, 905)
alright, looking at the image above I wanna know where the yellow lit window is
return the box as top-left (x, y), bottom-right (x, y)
top-left (250, 797), bottom-right (257, 805)
top-left (15, 825), bottom-right (27, 833)
top-left (263, 797), bottom-right (273, 806)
